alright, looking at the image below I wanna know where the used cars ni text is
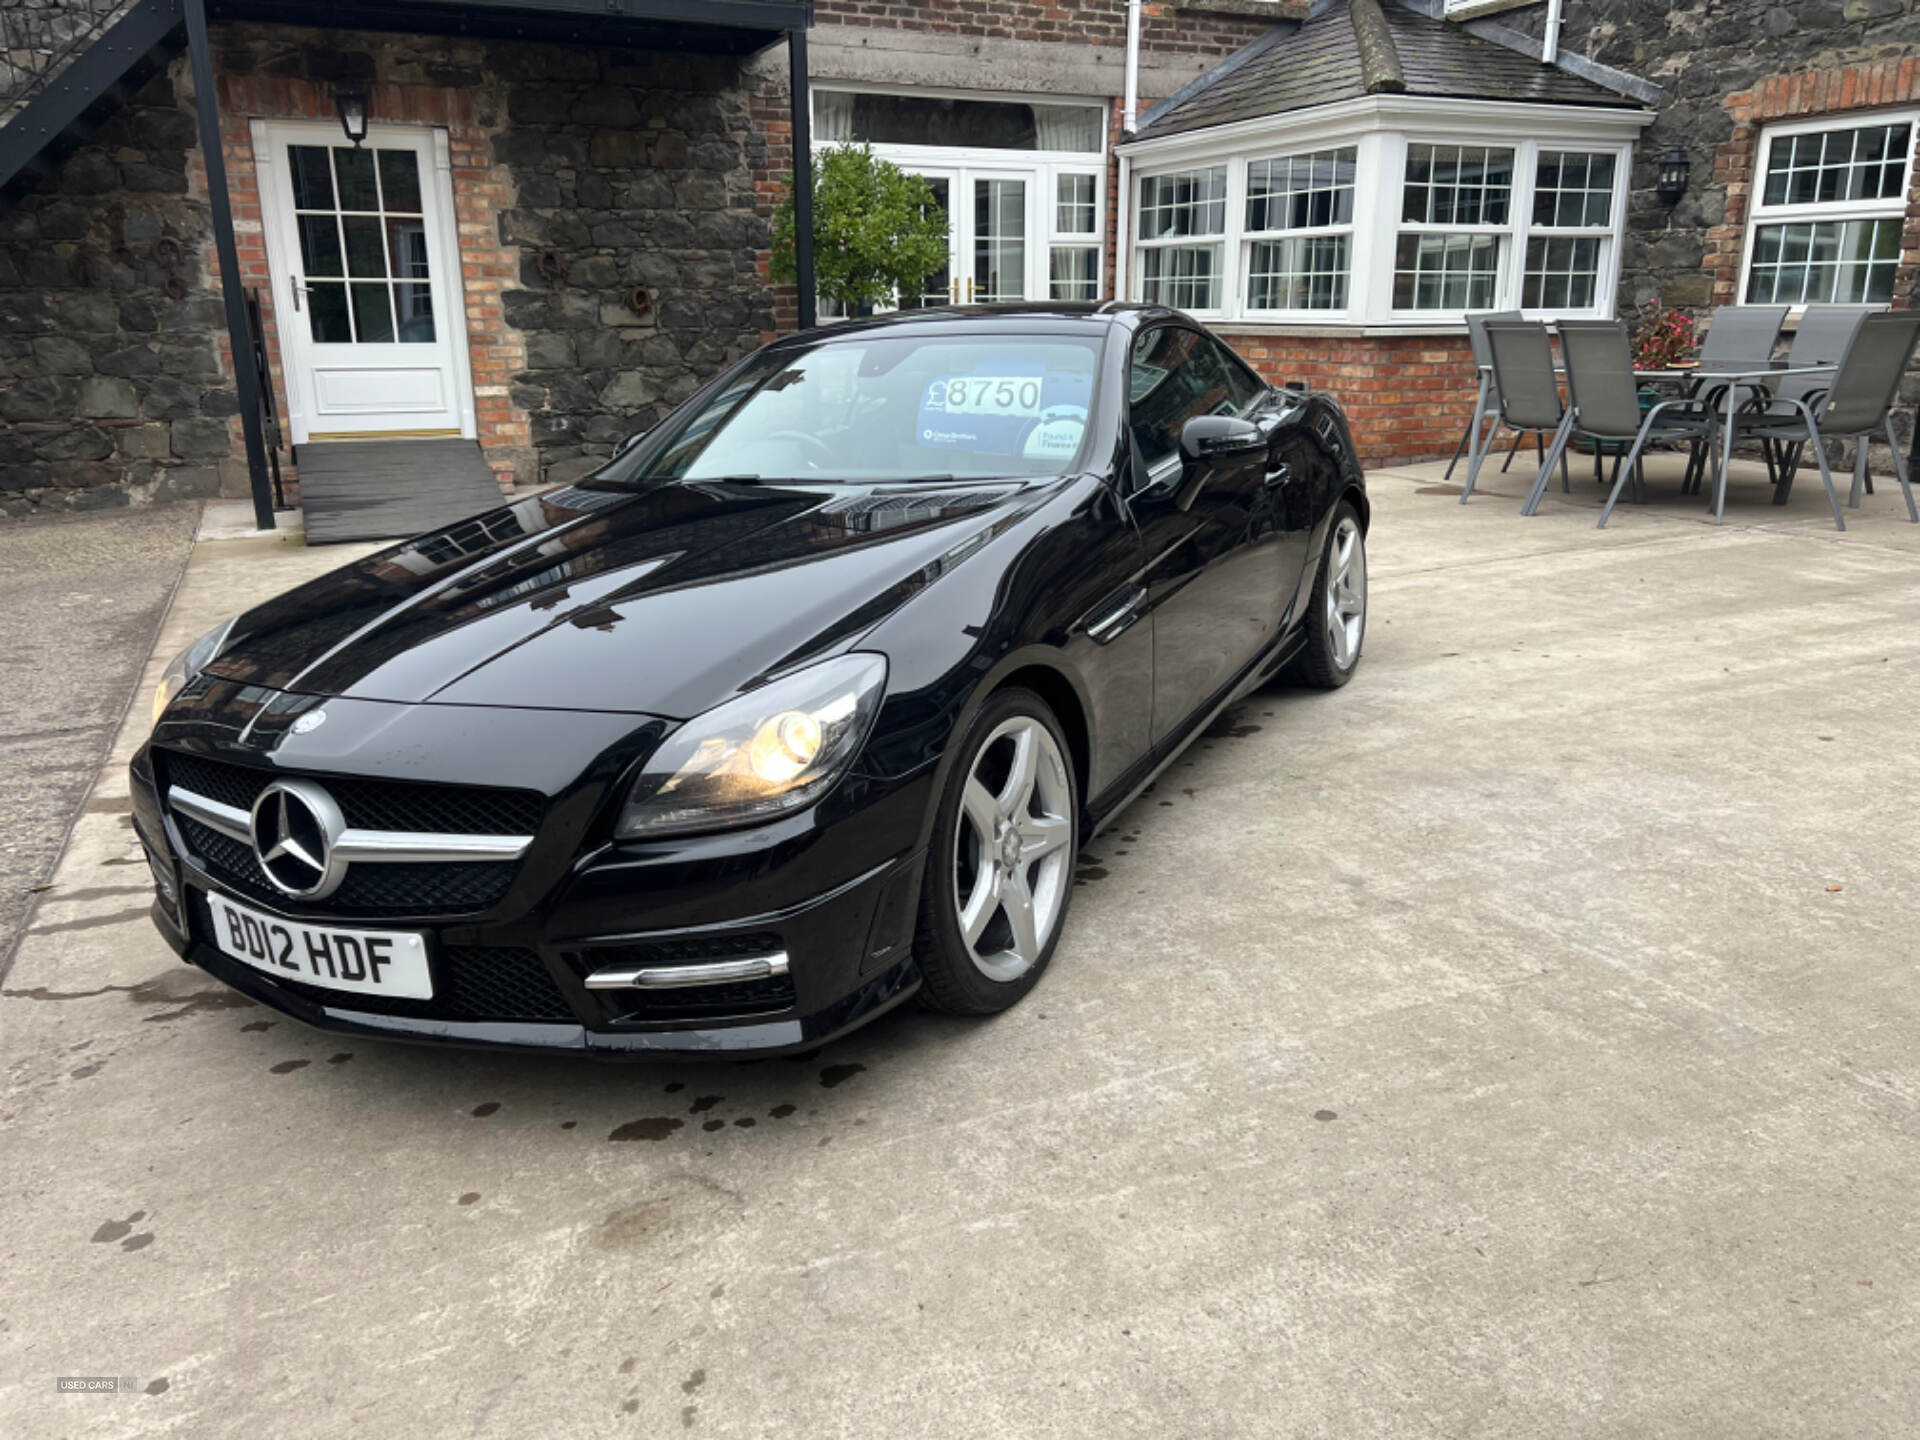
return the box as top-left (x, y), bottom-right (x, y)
top-left (134, 304), bottom-right (1370, 1057)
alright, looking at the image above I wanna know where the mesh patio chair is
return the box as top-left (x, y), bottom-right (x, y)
top-left (1516, 320), bottom-right (1717, 524)
top-left (1738, 303), bottom-right (1883, 503)
top-left (1722, 311), bottom-right (1920, 531)
top-left (1462, 321), bottom-right (1569, 505)
top-left (1442, 310), bottom-right (1524, 482)
top-left (1695, 304), bottom-right (1791, 371)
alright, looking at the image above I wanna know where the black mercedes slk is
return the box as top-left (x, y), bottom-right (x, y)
top-left (133, 304), bottom-right (1369, 1057)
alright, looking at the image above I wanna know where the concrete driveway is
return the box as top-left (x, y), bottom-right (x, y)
top-left (4, 459), bottom-right (1919, 1437)
top-left (0, 504), bottom-right (199, 976)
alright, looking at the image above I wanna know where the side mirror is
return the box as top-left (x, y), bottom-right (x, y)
top-left (1177, 414), bottom-right (1264, 467)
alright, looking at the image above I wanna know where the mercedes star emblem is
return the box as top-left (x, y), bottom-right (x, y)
top-left (250, 778), bottom-right (348, 899)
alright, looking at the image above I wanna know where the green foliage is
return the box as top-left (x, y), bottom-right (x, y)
top-left (771, 146), bottom-right (951, 310)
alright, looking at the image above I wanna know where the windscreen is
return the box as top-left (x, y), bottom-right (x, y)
top-left (632, 333), bottom-right (1104, 484)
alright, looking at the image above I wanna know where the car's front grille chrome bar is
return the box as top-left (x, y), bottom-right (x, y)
top-left (165, 786), bottom-right (534, 864)
top-left (583, 952), bottom-right (791, 991)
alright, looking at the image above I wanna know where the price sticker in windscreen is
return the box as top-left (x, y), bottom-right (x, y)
top-left (927, 376), bottom-right (1045, 417)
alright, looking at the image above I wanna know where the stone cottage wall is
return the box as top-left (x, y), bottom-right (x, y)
top-left (0, 66), bottom-right (232, 515)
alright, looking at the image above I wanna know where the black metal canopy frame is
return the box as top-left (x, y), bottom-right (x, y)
top-left (1, 0), bottom-right (817, 532)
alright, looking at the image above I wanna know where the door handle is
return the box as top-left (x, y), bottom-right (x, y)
top-left (1263, 462), bottom-right (1292, 489)
top-left (966, 276), bottom-right (976, 303)
top-left (290, 278), bottom-right (310, 312)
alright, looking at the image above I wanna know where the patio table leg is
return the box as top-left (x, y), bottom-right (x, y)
top-left (1850, 441), bottom-right (1868, 508)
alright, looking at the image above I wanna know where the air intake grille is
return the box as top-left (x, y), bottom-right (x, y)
top-left (159, 751), bottom-right (543, 835)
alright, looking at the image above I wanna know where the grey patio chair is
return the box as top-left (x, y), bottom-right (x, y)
top-left (1741, 303), bottom-right (1882, 503)
top-left (1442, 309), bottom-right (1523, 482)
top-left (1462, 321), bottom-right (1569, 505)
top-left (1695, 304), bottom-right (1790, 371)
top-left (1722, 311), bottom-right (1920, 531)
top-left (1517, 320), bottom-right (1716, 524)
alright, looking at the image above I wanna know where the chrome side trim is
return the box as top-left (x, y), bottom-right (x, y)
top-left (165, 786), bottom-right (533, 863)
top-left (583, 952), bottom-right (791, 991)
top-left (167, 787), bottom-right (251, 843)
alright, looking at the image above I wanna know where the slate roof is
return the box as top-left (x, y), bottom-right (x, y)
top-left (1134, 0), bottom-right (1645, 142)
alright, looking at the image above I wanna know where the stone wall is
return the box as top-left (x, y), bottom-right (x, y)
top-left (0, 65), bottom-right (230, 515)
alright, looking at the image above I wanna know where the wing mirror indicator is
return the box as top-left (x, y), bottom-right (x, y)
top-left (1178, 414), bottom-right (1265, 465)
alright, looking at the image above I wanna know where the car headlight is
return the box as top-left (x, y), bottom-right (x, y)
top-left (151, 616), bottom-right (236, 729)
top-left (615, 653), bottom-right (887, 839)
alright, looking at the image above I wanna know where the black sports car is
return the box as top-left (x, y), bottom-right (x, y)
top-left (134, 305), bottom-right (1369, 1056)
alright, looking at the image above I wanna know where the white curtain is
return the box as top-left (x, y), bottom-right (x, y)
top-left (1031, 104), bottom-right (1101, 154)
top-left (814, 91), bottom-right (855, 144)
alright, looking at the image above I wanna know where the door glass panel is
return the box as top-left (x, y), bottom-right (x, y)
top-left (376, 149), bottom-right (423, 212)
top-left (297, 215), bottom-right (343, 277)
top-left (342, 215), bottom-right (388, 277)
top-left (307, 282), bottom-right (352, 343)
top-left (290, 142), bottom-right (436, 345)
top-left (333, 147), bottom-right (379, 211)
top-left (289, 145), bottom-right (334, 210)
top-left (901, 176), bottom-right (952, 309)
top-left (350, 282), bottom-right (396, 344)
top-left (973, 178), bottom-right (1026, 302)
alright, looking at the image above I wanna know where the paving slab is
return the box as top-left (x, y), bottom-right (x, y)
top-left (2, 457), bottom-right (1918, 1437)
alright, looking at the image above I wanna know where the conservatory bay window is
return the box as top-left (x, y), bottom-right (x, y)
top-left (1522, 150), bottom-right (1616, 309)
top-left (1136, 166), bottom-right (1227, 310)
top-left (1243, 146), bottom-right (1356, 313)
top-left (1393, 143), bottom-right (1513, 310)
top-left (1742, 115), bottom-right (1915, 306)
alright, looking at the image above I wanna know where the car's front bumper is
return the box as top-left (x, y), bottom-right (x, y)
top-left (133, 691), bottom-right (934, 1058)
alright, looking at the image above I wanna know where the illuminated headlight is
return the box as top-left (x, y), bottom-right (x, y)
top-left (615, 653), bottom-right (887, 838)
top-left (151, 616), bottom-right (236, 729)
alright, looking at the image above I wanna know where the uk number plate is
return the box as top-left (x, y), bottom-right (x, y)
top-left (206, 890), bottom-right (433, 1000)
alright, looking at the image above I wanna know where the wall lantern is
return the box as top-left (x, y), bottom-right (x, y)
top-left (333, 83), bottom-right (371, 147)
top-left (1656, 146), bottom-right (1691, 205)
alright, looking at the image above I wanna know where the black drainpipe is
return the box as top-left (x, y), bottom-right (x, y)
top-left (184, 0), bottom-right (274, 531)
top-left (788, 26), bottom-right (815, 331)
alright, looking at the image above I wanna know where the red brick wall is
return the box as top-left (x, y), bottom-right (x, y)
top-left (206, 70), bottom-right (532, 493)
top-left (1221, 332), bottom-right (1477, 467)
top-left (812, 0), bottom-right (1303, 56)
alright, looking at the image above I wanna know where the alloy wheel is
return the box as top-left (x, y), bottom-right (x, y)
top-left (952, 715), bottom-right (1073, 982)
top-left (1325, 515), bottom-right (1366, 670)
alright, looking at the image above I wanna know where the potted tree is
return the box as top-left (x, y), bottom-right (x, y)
top-left (772, 145), bottom-right (951, 317)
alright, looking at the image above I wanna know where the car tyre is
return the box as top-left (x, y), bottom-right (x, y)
top-left (1290, 500), bottom-right (1367, 690)
top-left (914, 687), bottom-right (1079, 1015)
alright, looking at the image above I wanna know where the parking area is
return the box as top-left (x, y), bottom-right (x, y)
top-left (4, 459), bottom-right (1919, 1437)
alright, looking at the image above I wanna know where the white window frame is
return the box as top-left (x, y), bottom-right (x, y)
top-left (1116, 96), bottom-right (1651, 331)
top-left (809, 84), bottom-right (1110, 306)
top-left (1239, 142), bottom-right (1361, 321)
top-left (1132, 164), bottom-right (1229, 315)
top-left (1736, 109), bottom-right (1919, 314)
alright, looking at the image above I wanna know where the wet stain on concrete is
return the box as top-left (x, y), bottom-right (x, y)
top-left (33, 884), bottom-right (152, 905)
top-left (6, 971), bottom-right (253, 1018)
top-left (1313, 1109), bottom-right (1338, 1122)
top-left (702, 1119), bottom-right (725, 1133)
top-left (458, 1193), bottom-right (480, 1206)
top-left (145, 1378), bottom-right (169, 1395)
top-left (70, 1061), bottom-right (104, 1079)
top-left (688, 1095), bottom-right (723, 1114)
top-left (1076, 866), bottom-right (1109, 882)
top-left (621, 1398), bottom-right (639, 1415)
top-left (122, 1232), bottom-right (154, 1252)
top-left (733, 1118), bottom-right (755, 1129)
top-left (561, 1120), bottom-right (578, 1130)
top-left (769, 1103), bottom-right (796, 1119)
top-left (91, 1211), bottom-right (144, 1244)
top-left (241, 1020), bottom-right (275, 1033)
top-left (682, 1368), bottom-right (707, 1394)
top-left (25, 906), bottom-right (157, 936)
top-left (620, 1357), bottom-right (638, 1374)
top-left (819, 1063), bottom-right (865, 1089)
top-left (326, 1052), bottom-right (352, 1065)
top-left (682, 1405), bottom-right (698, 1427)
top-left (709, 1285), bottom-right (724, 1299)
top-left (84, 794), bottom-right (133, 814)
top-left (471, 1102), bottom-right (500, 1118)
top-left (665, 1081), bottom-right (685, 1094)
top-left (270, 1059), bottom-right (309, 1075)
top-left (608, 1116), bottom-right (684, 1142)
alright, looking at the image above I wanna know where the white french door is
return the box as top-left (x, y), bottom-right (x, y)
top-left (255, 121), bottom-right (475, 444)
top-left (893, 165), bottom-right (1040, 307)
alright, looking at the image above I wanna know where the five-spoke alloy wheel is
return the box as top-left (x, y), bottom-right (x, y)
top-left (915, 689), bottom-right (1078, 1013)
top-left (1293, 500), bottom-right (1368, 689)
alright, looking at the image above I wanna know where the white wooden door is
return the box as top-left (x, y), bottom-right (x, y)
top-left (256, 122), bottom-right (473, 444)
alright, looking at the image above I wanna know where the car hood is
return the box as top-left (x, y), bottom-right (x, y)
top-left (205, 478), bottom-right (1039, 718)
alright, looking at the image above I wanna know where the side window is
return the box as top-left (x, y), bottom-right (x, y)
top-left (1197, 335), bottom-right (1267, 412)
top-left (1128, 326), bottom-right (1260, 472)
